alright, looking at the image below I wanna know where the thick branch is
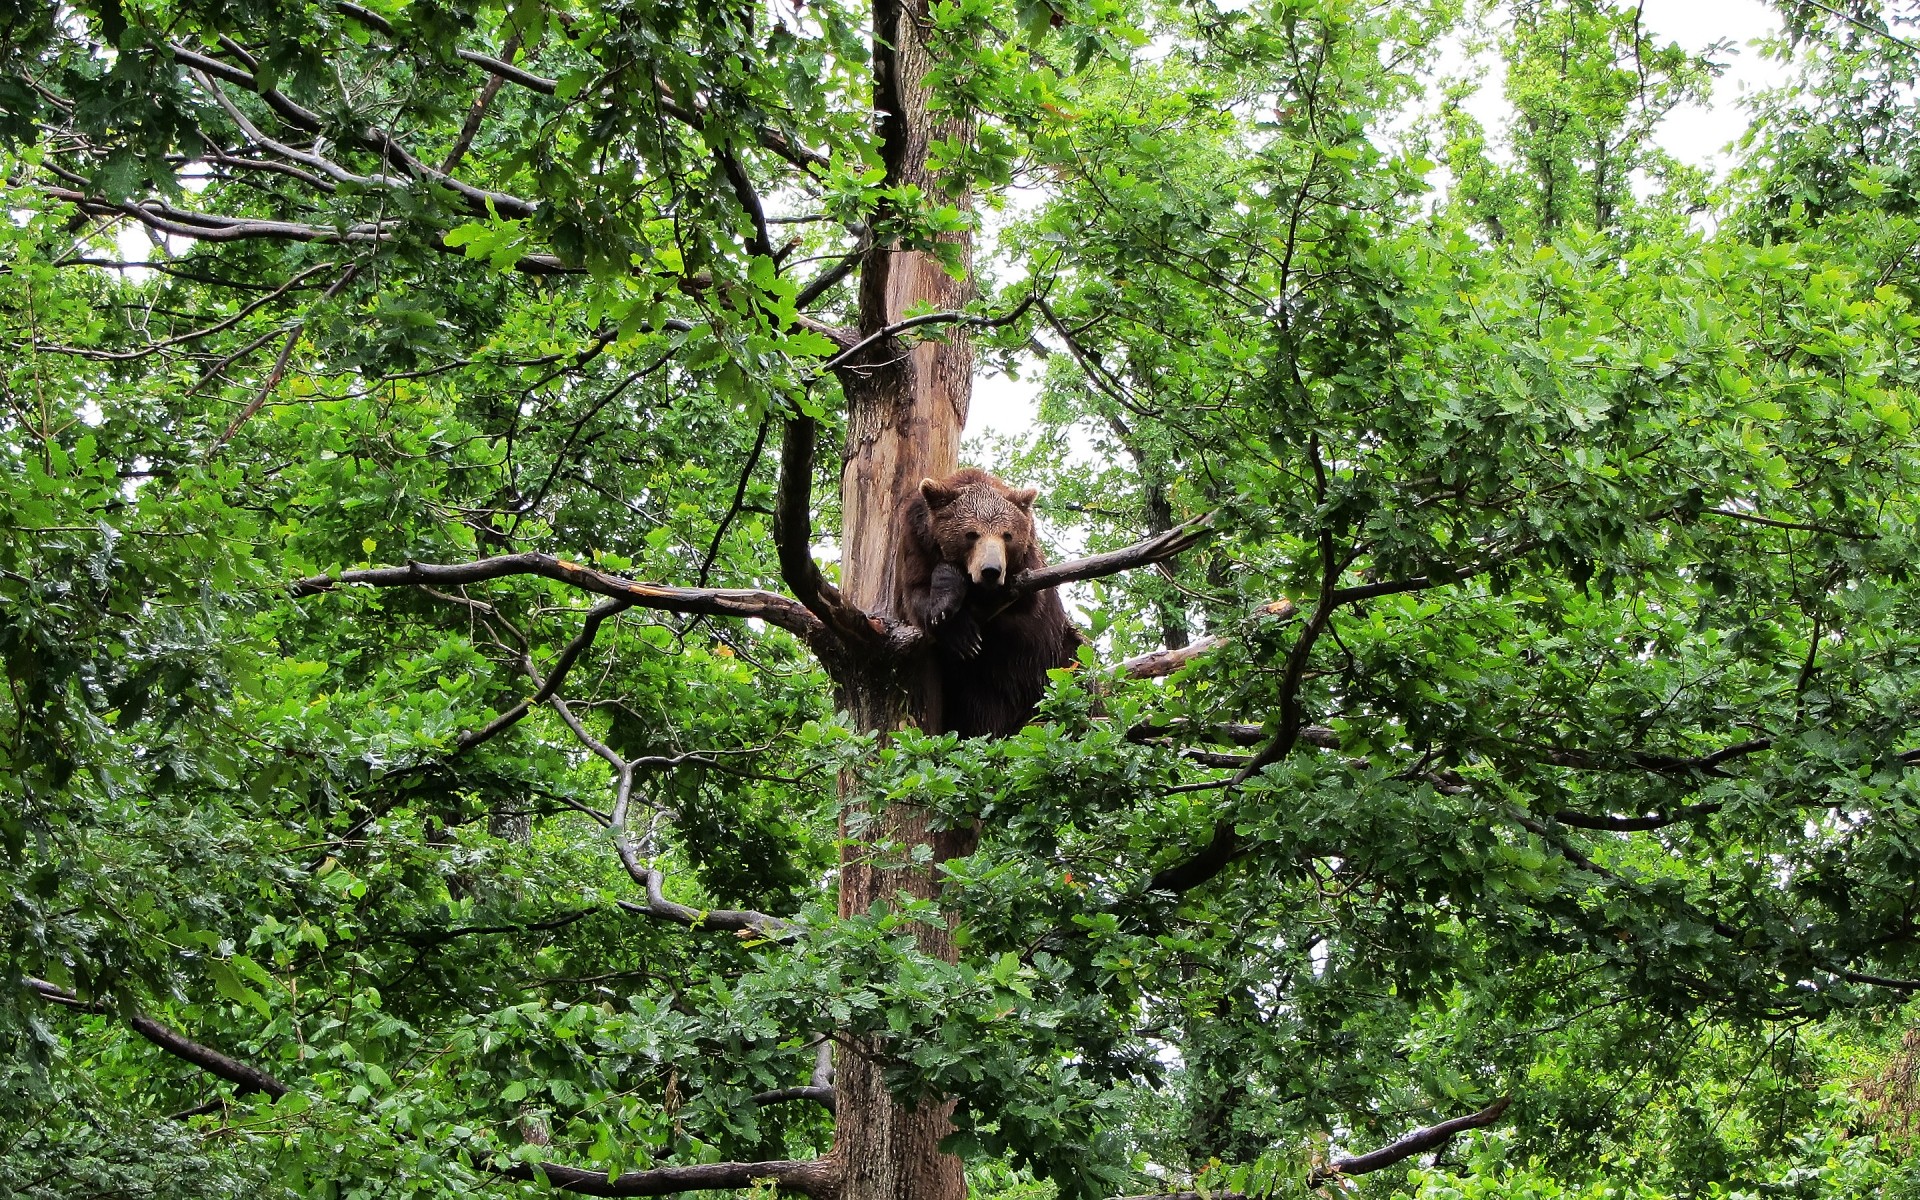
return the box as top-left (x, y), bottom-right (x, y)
top-left (1551, 801), bottom-right (1725, 831)
top-left (497, 1157), bottom-right (838, 1199)
top-left (287, 554), bottom-right (825, 644)
top-left (1307, 1097), bottom-right (1512, 1185)
top-left (1534, 736), bottom-right (1773, 778)
top-left (751, 1085), bottom-right (836, 1112)
top-left (26, 979), bottom-right (290, 1099)
top-left (1005, 513), bottom-right (1215, 600)
top-left (773, 414), bottom-right (846, 630)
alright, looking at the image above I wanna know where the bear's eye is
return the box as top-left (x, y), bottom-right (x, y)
top-left (1002, 532), bottom-right (1014, 542)
top-left (964, 531), bottom-right (978, 541)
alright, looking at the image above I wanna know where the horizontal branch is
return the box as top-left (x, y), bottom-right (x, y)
top-left (497, 1156), bottom-right (839, 1198)
top-left (287, 554), bottom-right (826, 644)
top-left (1112, 1098), bottom-right (1512, 1200)
top-left (1551, 801), bottom-right (1725, 832)
top-left (1329, 539), bottom-right (1542, 605)
top-left (616, 869), bottom-right (793, 941)
top-left (26, 979), bottom-right (291, 1099)
top-left (42, 187), bottom-right (575, 275)
top-left (816, 292), bottom-right (1038, 378)
top-left (1307, 1096), bottom-right (1512, 1184)
top-left (1008, 513), bottom-right (1216, 599)
top-left (1532, 736), bottom-right (1773, 778)
top-left (1121, 600), bottom-right (1298, 680)
top-left (751, 1084), bottom-right (836, 1112)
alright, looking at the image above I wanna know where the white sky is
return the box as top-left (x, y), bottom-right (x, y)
top-left (965, 0), bottom-right (1793, 443)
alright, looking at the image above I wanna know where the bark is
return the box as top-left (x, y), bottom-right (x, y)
top-left (829, 1), bottom-right (976, 1196)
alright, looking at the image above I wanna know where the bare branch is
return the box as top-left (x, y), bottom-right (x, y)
top-left (40, 188), bottom-right (575, 275)
top-left (496, 1156), bottom-right (839, 1198)
top-left (546, 695), bottom-right (793, 941)
top-left (1533, 736), bottom-right (1773, 778)
top-left (333, 4), bottom-right (560, 94)
top-left (1121, 601), bottom-right (1298, 680)
top-left (208, 264), bottom-right (361, 453)
top-left (1329, 538), bottom-right (1542, 606)
top-left (616, 869), bottom-right (794, 940)
top-left (29, 261), bottom-right (335, 361)
top-left (1550, 802), bottom-right (1724, 832)
top-left (442, 34), bottom-right (519, 173)
top-left (816, 292), bottom-right (1037, 378)
top-left (751, 1084), bottom-right (836, 1112)
top-left (793, 243), bottom-right (866, 312)
top-left (287, 553), bottom-right (827, 644)
top-left (1004, 513), bottom-right (1215, 599)
top-left (1307, 1097), bottom-right (1513, 1185)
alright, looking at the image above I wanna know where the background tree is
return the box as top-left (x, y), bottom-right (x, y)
top-left (6, 1), bottom-right (1920, 1199)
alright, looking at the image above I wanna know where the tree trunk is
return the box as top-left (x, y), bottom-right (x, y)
top-left (830, 0), bottom-right (975, 1196)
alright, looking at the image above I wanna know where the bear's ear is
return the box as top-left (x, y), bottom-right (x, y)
top-left (1008, 487), bottom-right (1038, 510)
top-left (920, 478), bottom-right (960, 509)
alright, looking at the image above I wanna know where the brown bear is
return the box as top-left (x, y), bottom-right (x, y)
top-left (894, 468), bottom-right (1082, 738)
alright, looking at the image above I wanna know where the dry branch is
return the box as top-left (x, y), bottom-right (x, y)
top-left (288, 554), bottom-right (826, 644)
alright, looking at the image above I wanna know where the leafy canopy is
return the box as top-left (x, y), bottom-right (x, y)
top-left (4, 0), bottom-right (1920, 1197)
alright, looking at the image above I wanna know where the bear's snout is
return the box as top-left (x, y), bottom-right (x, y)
top-left (969, 536), bottom-right (1008, 586)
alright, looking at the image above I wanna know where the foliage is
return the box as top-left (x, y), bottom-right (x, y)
top-left (4, 0), bottom-right (1920, 1197)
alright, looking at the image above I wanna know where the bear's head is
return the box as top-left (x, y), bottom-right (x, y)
top-left (920, 475), bottom-right (1038, 589)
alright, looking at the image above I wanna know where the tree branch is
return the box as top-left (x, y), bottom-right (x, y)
top-left (1003, 513), bottom-right (1215, 600)
top-left (750, 1085), bottom-right (836, 1112)
top-left (25, 979), bottom-right (291, 1099)
top-left (1329, 539), bottom-right (1542, 605)
top-left (1306, 1097), bottom-right (1512, 1185)
top-left (773, 413), bottom-right (846, 630)
top-left (815, 292), bottom-right (1036, 379)
top-left (28, 261), bottom-right (335, 361)
top-left (42, 187), bottom-right (575, 274)
top-left (545, 695), bottom-right (793, 941)
top-left (1120, 600), bottom-right (1298, 680)
top-left (453, 597), bottom-right (635, 752)
top-left (1110, 1097), bottom-right (1512, 1199)
top-left (287, 553), bottom-right (826, 644)
top-left (615, 869), bottom-right (793, 940)
top-left (496, 1156), bottom-right (839, 1198)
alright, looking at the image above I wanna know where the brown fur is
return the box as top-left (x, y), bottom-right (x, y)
top-left (894, 468), bottom-right (1082, 738)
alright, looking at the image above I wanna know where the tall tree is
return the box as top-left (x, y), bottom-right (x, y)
top-left (8, 2), bottom-right (1920, 1199)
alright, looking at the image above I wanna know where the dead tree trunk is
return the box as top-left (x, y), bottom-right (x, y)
top-left (830, 1), bottom-right (976, 1197)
